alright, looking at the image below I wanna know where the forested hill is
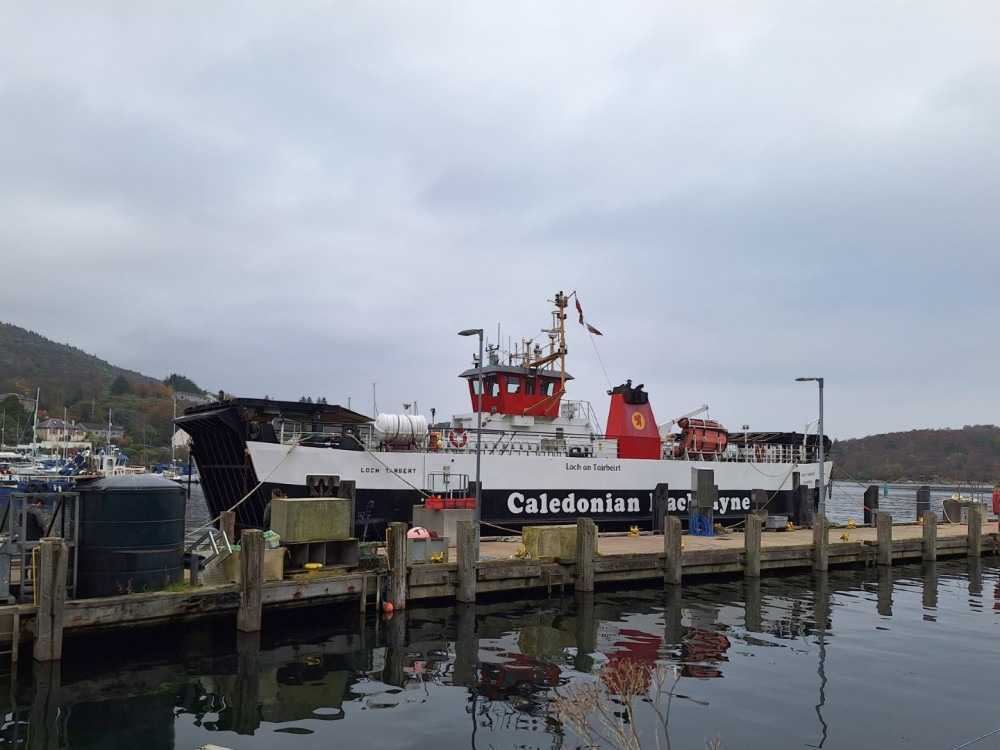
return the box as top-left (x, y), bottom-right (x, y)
top-left (831, 425), bottom-right (1000, 484)
top-left (0, 322), bottom-right (204, 464)
top-left (0, 322), bottom-right (159, 409)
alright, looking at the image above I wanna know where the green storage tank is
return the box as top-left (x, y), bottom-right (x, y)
top-left (77, 474), bottom-right (186, 598)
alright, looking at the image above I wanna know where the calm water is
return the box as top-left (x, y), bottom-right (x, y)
top-left (4, 481), bottom-right (997, 749)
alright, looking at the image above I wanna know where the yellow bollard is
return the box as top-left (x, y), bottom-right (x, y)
top-left (847, 519), bottom-right (856, 529)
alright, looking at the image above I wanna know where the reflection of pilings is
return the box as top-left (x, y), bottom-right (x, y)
top-left (383, 606), bottom-right (407, 686)
top-left (232, 630), bottom-right (262, 735)
top-left (812, 571), bottom-right (830, 748)
top-left (30, 660), bottom-right (61, 750)
top-left (743, 578), bottom-right (762, 633)
top-left (453, 603), bottom-right (478, 687)
top-left (573, 591), bottom-right (596, 674)
top-left (922, 561), bottom-right (938, 610)
top-left (968, 557), bottom-right (983, 596)
top-left (877, 566), bottom-right (893, 617)
top-left (662, 585), bottom-right (685, 646)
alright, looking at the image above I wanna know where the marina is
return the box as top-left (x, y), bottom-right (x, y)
top-left (0, 480), bottom-right (996, 662)
top-left (5, 554), bottom-right (1000, 748)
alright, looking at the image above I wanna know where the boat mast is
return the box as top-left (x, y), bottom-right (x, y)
top-left (526, 292), bottom-right (568, 385)
top-left (31, 388), bottom-right (39, 458)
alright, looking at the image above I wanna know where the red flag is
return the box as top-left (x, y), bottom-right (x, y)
top-left (575, 299), bottom-right (584, 325)
top-left (586, 323), bottom-right (603, 336)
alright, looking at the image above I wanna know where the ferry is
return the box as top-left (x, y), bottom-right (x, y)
top-left (176, 292), bottom-right (831, 537)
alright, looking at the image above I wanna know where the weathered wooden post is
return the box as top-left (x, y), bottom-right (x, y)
top-left (652, 483), bottom-right (669, 533)
top-left (922, 510), bottom-right (937, 562)
top-left (237, 530), bottom-right (264, 632)
top-left (968, 502), bottom-right (984, 558)
top-left (220, 510), bottom-right (236, 544)
top-left (456, 520), bottom-right (477, 603)
top-left (876, 512), bottom-right (893, 567)
top-left (812, 515), bottom-right (829, 572)
top-left (744, 512), bottom-right (761, 578)
top-left (575, 518), bottom-right (596, 593)
top-left (387, 522), bottom-right (409, 609)
top-left (34, 538), bottom-right (68, 662)
top-left (692, 469), bottom-right (717, 530)
top-left (663, 516), bottom-right (682, 586)
top-left (863, 485), bottom-right (879, 527)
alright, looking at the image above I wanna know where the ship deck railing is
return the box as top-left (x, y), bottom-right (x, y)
top-left (272, 424), bottom-right (817, 464)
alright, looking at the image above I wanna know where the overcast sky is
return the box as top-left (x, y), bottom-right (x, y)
top-left (2, 2), bottom-right (997, 441)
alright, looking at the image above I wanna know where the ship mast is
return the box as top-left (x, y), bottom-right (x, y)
top-left (525, 291), bottom-right (568, 395)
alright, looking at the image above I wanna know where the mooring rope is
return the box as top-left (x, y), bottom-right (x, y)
top-left (950, 726), bottom-right (1000, 750)
top-left (185, 437), bottom-right (303, 538)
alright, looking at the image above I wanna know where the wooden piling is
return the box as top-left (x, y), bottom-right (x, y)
top-left (922, 510), bottom-right (937, 562)
top-left (812, 515), bottom-right (829, 572)
top-left (968, 503), bottom-right (984, 558)
top-left (387, 522), bottom-right (409, 609)
top-left (663, 516), bottom-right (682, 586)
top-left (34, 538), bottom-right (68, 662)
top-left (456, 520), bottom-right (476, 603)
top-left (575, 518), bottom-right (596, 593)
top-left (220, 510), bottom-right (236, 544)
top-left (876, 512), bottom-right (893, 566)
top-left (744, 512), bottom-right (761, 578)
top-left (237, 530), bottom-right (263, 632)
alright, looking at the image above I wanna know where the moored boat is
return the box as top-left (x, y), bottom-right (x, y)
top-left (177, 292), bottom-right (831, 537)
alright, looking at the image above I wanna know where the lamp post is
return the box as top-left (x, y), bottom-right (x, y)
top-left (795, 377), bottom-right (825, 516)
top-left (458, 328), bottom-right (484, 559)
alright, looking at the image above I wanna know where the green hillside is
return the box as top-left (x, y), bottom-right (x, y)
top-left (0, 322), bottom-right (205, 464)
top-left (830, 425), bottom-right (1000, 484)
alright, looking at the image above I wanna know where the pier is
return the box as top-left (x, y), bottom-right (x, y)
top-left (1, 504), bottom-right (996, 668)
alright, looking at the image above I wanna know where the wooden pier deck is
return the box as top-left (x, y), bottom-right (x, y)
top-left (2, 510), bottom-right (997, 665)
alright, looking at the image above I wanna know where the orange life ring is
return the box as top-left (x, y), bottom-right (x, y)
top-left (449, 429), bottom-right (468, 448)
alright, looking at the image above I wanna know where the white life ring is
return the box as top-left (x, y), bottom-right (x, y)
top-left (449, 429), bottom-right (468, 448)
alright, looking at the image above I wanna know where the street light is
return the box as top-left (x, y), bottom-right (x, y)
top-left (795, 377), bottom-right (825, 516)
top-left (458, 328), bottom-right (484, 559)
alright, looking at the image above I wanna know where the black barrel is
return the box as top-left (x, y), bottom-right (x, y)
top-left (77, 474), bottom-right (186, 598)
